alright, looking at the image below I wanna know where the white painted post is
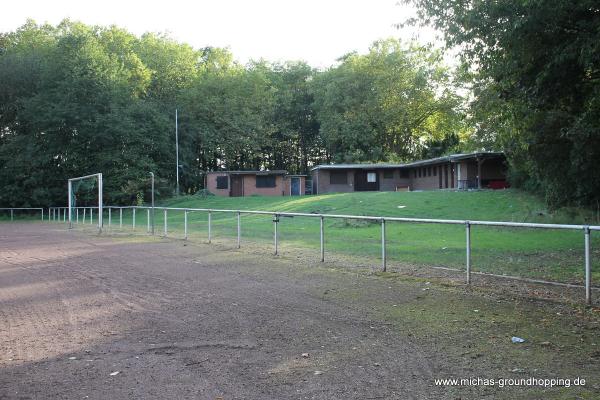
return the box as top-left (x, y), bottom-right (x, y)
top-left (164, 209), bottom-right (168, 236)
top-left (381, 218), bottom-right (386, 272)
top-left (585, 227), bottom-right (591, 305)
top-left (108, 208), bottom-right (111, 228)
top-left (237, 211), bottom-right (241, 249)
top-left (83, 208), bottom-right (86, 224)
top-left (466, 221), bottom-right (471, 284)
top-left (208, 211), bottom-right (212, 243)
top-left (10, 209), bottom-right (13, 221)
top-left (147, 209), bottom-right (150, 233)
top-left (98, 173), bottom-right (103, 233)
top-left (273, 214), bottom-right (278, 255)
top-left (90, 207), bottom-right (93, 224)
top-left (320, 216), bottom-right (325, 262)
top-left (184, 210), bottom-right (188, 240)
top-left (119, 208), bottom-right (123, 228)
top-left (76, 208), bottom-right (79, 224)
top-left (132, 208), bottom-right (136, 230)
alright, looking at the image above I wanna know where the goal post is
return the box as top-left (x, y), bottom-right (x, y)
top-left (68, 173), bottom-right (103, 232)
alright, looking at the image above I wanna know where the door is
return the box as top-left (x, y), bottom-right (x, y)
top-left (291, 177), bottom-right (301, 196)
top-left (354, 171), bottom-right (379, 191)
top-left (444, 165), bottom-right (448, 188)
top-left (230, 175), bottom-right (243, 197)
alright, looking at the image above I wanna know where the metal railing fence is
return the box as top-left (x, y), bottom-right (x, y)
top-left (0, 208), bottom-right (45, 221)
top-left (47, 205), bottom-right (599, 305)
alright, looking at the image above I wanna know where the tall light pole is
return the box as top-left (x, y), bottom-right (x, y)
top-left (175, 109), bottom-right (180, 196)
top-left (149, 172), bottom-right (155, 235)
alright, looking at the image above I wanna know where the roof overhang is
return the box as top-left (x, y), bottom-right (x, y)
top-left (311, 152), bottom-right (505, 171)
top-left (208, 170), bottom-right (288, 175)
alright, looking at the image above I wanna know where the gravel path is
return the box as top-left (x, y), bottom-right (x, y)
top-left (0, 223), bottom-right (446, 399)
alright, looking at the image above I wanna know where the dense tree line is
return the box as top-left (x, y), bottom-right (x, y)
top-left (405, 0), bottom-right (600, 208)
top-left (0, 20), bottom-right (465, 206)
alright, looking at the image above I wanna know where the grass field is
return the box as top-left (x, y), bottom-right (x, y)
top-left (61, 190), bottom-right (600, 284)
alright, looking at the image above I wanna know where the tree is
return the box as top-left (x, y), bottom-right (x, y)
top-left (406, 0), bottom-right (600, 207)
top-left (312, 39), bottom-right (465, 163)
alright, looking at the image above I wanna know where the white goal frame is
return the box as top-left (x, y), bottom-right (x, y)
top-left (68, 173), bottom-right (103, 232)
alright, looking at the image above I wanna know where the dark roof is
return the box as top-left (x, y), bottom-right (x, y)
top-left (310, 163), bottom-right (403, 171)
top-left (401, 152), bottom-right (504, 168)
top-left (207, 170), bottom-right (288, 175)
top-left (311, 152), bottom-right (504, 171)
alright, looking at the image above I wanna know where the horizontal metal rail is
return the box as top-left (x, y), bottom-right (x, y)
top-left (0, 207), bottom-right (45, 221)
top-left (48, 204), bottom-right (598, 305)
top-left (74, 205), bottom-right (600, 231)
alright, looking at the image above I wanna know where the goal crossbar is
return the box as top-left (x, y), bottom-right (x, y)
top-left (68, 173), bottom-right (103, 232)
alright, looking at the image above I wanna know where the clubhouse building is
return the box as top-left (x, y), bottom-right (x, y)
top-left (310, 151), bottom-right (507, 195)
top-left (206, 170), bottom-right (306, 197)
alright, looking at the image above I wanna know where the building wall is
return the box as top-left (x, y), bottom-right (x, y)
top-left (207, 173), bottom-right (292, 196)
top-left (409, 164), bottom-right (441, 190)
top-left (206, 173), bottom-right (230, 197)
top-left (313, 169), bottom-right (411, 194)
top-left (409, 163), bottom-right (458, 190)
top-left (378, 169), bottom-right (410, 191)
top-left (242, 175), bottom-right (287, 196)
top-left (314, 170), bottom-right (356, 194)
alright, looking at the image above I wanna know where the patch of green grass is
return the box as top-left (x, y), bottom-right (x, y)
top-left (356, 286), bottom-right (600, 399)
top-left (68, 190), bottom-right (600, 284)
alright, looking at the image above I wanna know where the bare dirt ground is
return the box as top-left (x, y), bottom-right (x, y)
top-left (1, 223), bottom-right (599, 399)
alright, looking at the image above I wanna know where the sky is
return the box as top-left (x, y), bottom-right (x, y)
top-left (2, 0), bottom-right (444, 68)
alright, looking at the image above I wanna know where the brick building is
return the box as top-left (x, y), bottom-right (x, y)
top-left (206, 170), bottom-right (306, 197)
top-left (310, 152), bottom-right (507, 195)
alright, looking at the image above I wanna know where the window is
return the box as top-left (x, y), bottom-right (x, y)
top-left (419, 168), bottom-right (422, 178)
top-left (256, 175), bottom-right (276, 188)
top-left (400, 169), bottom-right (409, 178)
top-left (428, 167), bottom-right (432, 177)
top-left (367, 172), bottom-right (377, 182)
top-left (216, 176), bottom-right (228, 189)
top-left (383, 170), bottom-right (393, 179)
top-left (330, 171), bottom-right (347, 184)
top-left (433, 166), bottom-right (437, 176)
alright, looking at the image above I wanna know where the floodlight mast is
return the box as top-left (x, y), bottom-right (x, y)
top-left (68, 173), bottom-right (103, 233)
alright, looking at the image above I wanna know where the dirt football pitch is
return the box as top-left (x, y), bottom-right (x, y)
top-left (1, 223), bottom-right (599, 399)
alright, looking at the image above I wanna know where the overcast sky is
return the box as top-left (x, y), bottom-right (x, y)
top-left (2, 0), bottom-right (443, 68)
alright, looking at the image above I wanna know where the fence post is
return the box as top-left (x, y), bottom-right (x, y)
top-left (64, 208), bottom-right (66, 222)
top-left (119, 208), bottom-right (123, 228)
top-left (90, 208), bottom-right (93, 224)
top-left (83, 208), bottom-right (86, 224)
top-left (147, 209), bottom-right (150, 233)
top-left (273, 214), bottom-right (278, 255)
top-left (585, 226), bottom-right (591, 305)
top-left (10, 209), bottom-right (13, 221)
top-left (76, 208), bottom-right (79, 224)
top-left (184, 210), bottom-right (188, 240)
top-left (208, 211), bottom-right (212, 243)
top-left (108, 208), bottom-right (111, 228)
top-left (320, 216), bottom-right (325, 262)
top-left (41, 208), bottom-right (44, 221)
top-left (381, 218), bottom-right (386, 272)
top-left (237, 211), bottom-right (241, 249)
top-left (164, 209), bottom-right (168, 237)
top-left (466, 221), bottom-right (471, 285)
top-left (132, 208), bottom-right (136, 230)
